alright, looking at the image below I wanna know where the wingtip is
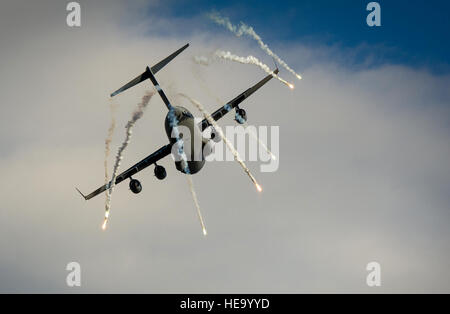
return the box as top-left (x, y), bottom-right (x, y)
top-left (75, 187), bottom-right (87, 200)
top-left (271, 57), bottom-right (279, 74)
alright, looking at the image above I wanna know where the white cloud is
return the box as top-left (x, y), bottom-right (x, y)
top-left (0, 0), bottom-right (449, 292)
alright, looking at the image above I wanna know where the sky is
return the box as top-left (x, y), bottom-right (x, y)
top-left (149, 0), bottom-right (450, 72)
top-left (0, 0), bottom-right (449, 293)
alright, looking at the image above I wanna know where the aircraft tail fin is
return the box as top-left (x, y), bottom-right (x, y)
top-left (110, 43), bottom-right (189, 97)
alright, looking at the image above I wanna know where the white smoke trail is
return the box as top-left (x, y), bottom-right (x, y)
top-left (104, 100), bottom-right (117, 185)
top-left (250, 128), bottom-right (277, 161)
top-left (239, 120), bottom-right (277, 161)
top-left (214, 50), bottom-right (294, 89)
top-left (178, 93), bottom-right (262, 192)
top-left (102, 90), bottom-right (155, 230)
top-left (208, 12), bottom-right (302, 81)
top-left (187, 176), bottom-right (207, 236)
top-left (193, 51), bottom-right (293, 89)
top-left (193, 55), bottom-right (211, 66)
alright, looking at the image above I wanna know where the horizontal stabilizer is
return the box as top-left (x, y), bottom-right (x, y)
top-left (110, 71), bottom-right (150, 97)
top-left (110, 43), bottom-right (189, 97)
top-left (150, 43), bottom-right (189, 75)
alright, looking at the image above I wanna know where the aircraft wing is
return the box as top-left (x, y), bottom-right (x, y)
top-left (77, 144), bottom-right (172, 200)
top-left (198, 68), bottom-right (279, 131)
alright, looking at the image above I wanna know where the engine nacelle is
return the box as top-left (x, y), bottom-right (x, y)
top-left (154, 164), bottom-right (167, 180)
top-left (235, 108), bottom-right (247, 124)
top-left (129, 179), bottom-right (142, 194)
top-left (208, 126), bottom-right (222, 143)
top-left (202, 140), bottom-right (215, 159)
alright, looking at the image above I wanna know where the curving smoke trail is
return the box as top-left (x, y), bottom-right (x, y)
top-left (214, 50), bottom-right (294, 89)
top-left (207, 11), bottom-right (302, 81)
top-left (235, 111), bottom-right (277, 161)
top-left (193, 55), bottom-right (211, 66)
top-left (178, 93), bottom-right (262, 192)
top-left (193, 51), bottom-right (294, 89)
top-left (104, 100), bottom-right (118, 185)
top-left (249, 127), bottom-right (277, 161)
top-left (187, 176), bottom-right (207, 236)
top-left (102, 90), bottom-right (155, 230)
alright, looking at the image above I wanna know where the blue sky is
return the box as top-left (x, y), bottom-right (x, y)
top-left (149, 0), bottom-right (450, 73)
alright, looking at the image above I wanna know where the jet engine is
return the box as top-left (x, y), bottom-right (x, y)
top-left (202, 139), bottom-right (215, 159)
top-left (154, 164), bottom-right (167, 180)
top-left (235, 107), bottom-right (247, 124)
top-left (129, 179), bottom-right (142, 194)
top-left (209, 126), bottom-right (222, 143)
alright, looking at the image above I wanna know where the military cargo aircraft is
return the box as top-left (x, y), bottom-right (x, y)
top-left (77, 43), bottom-right (278, 200)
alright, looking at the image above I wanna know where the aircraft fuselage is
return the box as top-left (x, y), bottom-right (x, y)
top-left (164, 106), bottom-right (208, 174)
